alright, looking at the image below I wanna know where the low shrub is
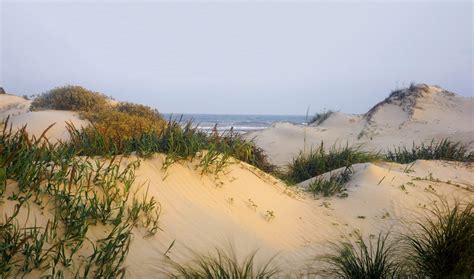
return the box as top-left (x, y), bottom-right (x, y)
top-left (30, 85), bottom-right (108, 111)
top-left (115, 102), bottom-right (163, 121)
top-left (81, 109), bottom-right (166, 143)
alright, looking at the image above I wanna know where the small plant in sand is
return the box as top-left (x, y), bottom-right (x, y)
top-left (264, 210), bottom-right (275, 222)
top-left (307, 166), bottom-right (353, 197)
top-left (247, 199), bottom-right (258, 211)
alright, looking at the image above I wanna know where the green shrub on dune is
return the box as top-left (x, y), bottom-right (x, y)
top-left (30, 85), bottom-right (109, 111)
top-left (115, 102), bottom-right (163, 121)
top-left (81, 109), bottom-right (166, 142)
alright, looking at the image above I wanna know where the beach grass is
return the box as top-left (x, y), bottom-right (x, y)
top-left (385, 139), bottom-right (474, 163)
top-left (286, 143), bottom-right (379, 184)
top-left (403, 200), bottom-right (474, 278)
top-left (309, 110), bottom-right (335, 125)
top-left (306, 166), bottom-right (353, 197)
top-left (166, 247), bottom-right (279, 279)
top-left (0, 121), bottom-right (161, 277)
top-left (317, 233), bottom-right (403, 278)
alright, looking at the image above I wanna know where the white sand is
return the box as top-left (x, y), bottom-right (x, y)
top-left (246, 84), bottom-right (474, 167)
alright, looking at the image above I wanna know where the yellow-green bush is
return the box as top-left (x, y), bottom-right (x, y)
top-left (82, 109), bottom-right (166, 142)
top-left (116, 102), bottom-right (163, 121)
top-left (31, 85), bottom-right (166, 141)
top-left (31, 85), bottom-right (109, 111)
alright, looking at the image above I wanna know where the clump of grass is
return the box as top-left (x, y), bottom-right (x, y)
top-left (317, 233), bottom-right (403, 278)
top-left (166, 246), bottom-right (279, 278)
top-left (30, 85), bottom-right (108, 111)
top-left (286, 143), bottom-right (379, 184)
top-left (65, 118), bottom-right (275, 175)
top-left (307, 166), bottom-right (353, 197)
top-left (309, 110), bottom-right (335, 125)
top-left (385, 139), bottom-right (474, 163)
top-left (403, 200), bottom-right (474, 278)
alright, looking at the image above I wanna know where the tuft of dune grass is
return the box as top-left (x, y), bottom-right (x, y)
top-left (316, 232), bottom-right (403, 279)
top-left (385, 139), bottom-right (474, 163)
top-left (403, 200), bottom-right (474, 278)
top-left (286, 143), bottom-right (380, 184)
top-left (166, 246), bottom-right (279, 279)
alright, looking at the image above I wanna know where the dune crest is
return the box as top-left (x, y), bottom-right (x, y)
top-left (0, 94), bottom-right (88, 141)
top-left (246, 84), bottom-right (474, 166)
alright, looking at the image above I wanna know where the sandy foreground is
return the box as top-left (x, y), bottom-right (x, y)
top-left (0, 86), bottom-right (473, 277)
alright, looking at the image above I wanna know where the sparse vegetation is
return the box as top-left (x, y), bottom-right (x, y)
top-left (166, 246), bottom-right (279, 278)
top-left (5, 84), bottom-right (474, 278)
top-left (385, 139), bottom-right (474, 163)
top-left (307, 166), bottom-right (353, 197)
top-left (309, 110), bottom-right (334, 125)
top-left (286, 143), bottom-right (379, 184)
top-left (0, 121), bottom-right (161, 277)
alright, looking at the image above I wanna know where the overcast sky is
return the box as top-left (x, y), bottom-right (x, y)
top-left (1, 1), bottom-right (472, 115)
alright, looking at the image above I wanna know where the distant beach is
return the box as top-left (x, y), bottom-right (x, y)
top-left (162, 113), bottom-right (307, 133)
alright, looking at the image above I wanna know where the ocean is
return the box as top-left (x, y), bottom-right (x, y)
top-left (162, 114), bottom-right (307, 134)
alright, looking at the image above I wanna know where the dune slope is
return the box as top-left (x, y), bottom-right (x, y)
top-left (123, 157), bottom-right (472, 277)
top-left (246, 84), bottom-right (474, 166)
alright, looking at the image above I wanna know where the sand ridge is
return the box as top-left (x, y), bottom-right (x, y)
top-left (246, 84), bottom-right (474, 167)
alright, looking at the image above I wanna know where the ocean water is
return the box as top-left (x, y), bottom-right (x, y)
top-left (162, 114), bottom-right (307, 133)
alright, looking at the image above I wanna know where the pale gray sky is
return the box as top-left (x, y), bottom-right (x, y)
top-left (1, 1), bottom-right (472, 114)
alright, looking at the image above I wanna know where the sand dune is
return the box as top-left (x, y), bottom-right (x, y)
top-left (0, 94), bottom-right (88, 141)
top-left (3, 154), bottom-right (471, 277)
top-left (1, 87), bottom-right (472, 277)
top-left (246, 84), bottom-right (474, 166)
top-left (122, 157), bottom-right (472, 277)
